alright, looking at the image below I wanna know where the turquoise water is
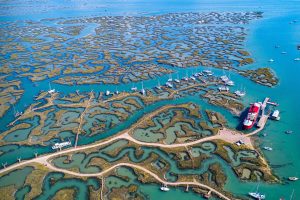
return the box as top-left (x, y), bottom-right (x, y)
top-left (0, 0), bottom-right (300, 199)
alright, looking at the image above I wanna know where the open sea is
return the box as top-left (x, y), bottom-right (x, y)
top-left (0, 0), bottom-right (299, 199)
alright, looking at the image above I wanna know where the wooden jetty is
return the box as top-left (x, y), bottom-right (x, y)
top-left (257, 97), bottom-right (270, 128)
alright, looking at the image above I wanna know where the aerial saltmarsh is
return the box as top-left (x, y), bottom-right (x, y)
top-left (0, 1), bottom-right (299, 199)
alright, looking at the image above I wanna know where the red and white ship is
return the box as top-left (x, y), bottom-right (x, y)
top-left (243, 103), bottom-right (261, 129)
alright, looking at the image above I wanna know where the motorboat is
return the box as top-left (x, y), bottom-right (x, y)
top-left (131, 86), bottom-right (137, 91)
top-left (166, 82), bottom-right (173, 88)
top-left (288, 177), bottom-right (299, 181)
top-left (160, 185), bottom-right (170, 192)
top-left (235, 90), bottom-right (246, 97)
top-left (218, 86), bottom-right (229, 92)
top-left (248, 184), bottom-right (265, 200)
top-left (263, 146), bottom-right (273, 151)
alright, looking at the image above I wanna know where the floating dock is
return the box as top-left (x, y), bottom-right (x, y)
top-left (257, 97), bottom-right (270, 128)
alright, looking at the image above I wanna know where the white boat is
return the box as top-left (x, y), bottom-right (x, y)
top-left (225, 80), bottom-right (235, 86)
top-left (203, 70), bottom-right (211, 73)
top-left (182, 76), bottom-right (188, 81)
top-left (269, 59), bottom-right (274, 62)
top-left (263, 146), bottom-right (273, 151)
top-left (190, 76), bottom-right (196, 81)
top-left (48, 82), bottom-right (55, 94)
top-left (14, 111), bottom-right (23, 117)
top-left (160, 185), bottom-right (170, 192)
top-left (52, 141), bottom-right (71, 150)
top-left (281, 51), bottom-right (287, 54)
top-left (203, 70), bottom-right (213, 76)
top-left (156, 80), bottom-right (162, 90)
top-left (249, 192), bottom-right (266, 200)
top-left (218, 86), bottom-right (229, 92)
top-left (131, 86), bottom-right (137, 91)
top-left (175, 74), bottom-right (180, 83)
top-left (235, 90), bottom-right (246, 97)
top-left (249, 184), bottom-right (265, 200)
top-left (140, 88), bottom-right (146, 95)
top-left (271, 110), bottom-right (280, 120)
top-left (115, 87), bottom-right (119, 95)
top-left (166, 82), bottom-right (173, 88)
top-left (294, 58), bottom-right (300, 61)
top-left (13, 105), bottom-right (22, 117)
top-left (140, 82), bottom-right (146, 95)
top-left (105, 90), bottom-right (110, 96)
top-left (220, 75), bottom-right (229, 82)
top-left (288, 177), bottom-right (299, 181)
top-left (48, 89), bottom-right (55, 94)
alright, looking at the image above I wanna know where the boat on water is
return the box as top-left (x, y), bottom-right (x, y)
top-left (48, 82), bottom-right (55, 94)
top-left (140, 89), bottom-right (146, 95)
top-left (52, 141), bottom-right (71, 150)
top-left (271, 110), bottom-right (280, 120)
top-left (203, 70), bottom-right (213, 76)
top-left (281, 51), bottom-right (287, 54)
top-left (174, 74), bottom-right (180, 83)
top-left (13, 105), bottom-right (22, 117)
top-left (243, 103), bottom-right (261, 130)
top-left (156, 81), bottom-right (162, 90)
top-left (263, 146), bottom-right (273, 151)
top-left (235, 90), bottom-right (246, 97)
top-left (288, 177), bottom-right (299, 181)
top-left (269, 58), bottom-right (274, 62)
top-left (249, 184), bottom-right (265, 200)
top-left (105, 90), bottom-right (110, 96)
top-left (249, 192), bottom-right (266, 200)
top-left (131, 86), bottom-right (137, 91)
top-left (182, 76), bottom-right (188, 81)
top-left (140, 82), bottom-right (146, 95)
top-left (218, 86), bottom-right (229, 92)
top-left (166, 82), bottom-right (173, 88)
top-left (160, 185), bottom-right (170, 192)
top-left (168, 74), bottom-right (172, 82)
top-left (115, 87), bottom-right (119, 95)
top-left (48, 89), bottom-right (55, 94)
top-left (225, 80), bottom-right (235, 86)
top-left (14, 111), bottom-right (23, 117)
top-left (190, 76), bottom-right (196, 81)
top-left (220, 75), bottom-right (229, 82)
top-left (285, 130), bottom-right (293, 134)
top-left (294, 58), bottom-right (300, 61)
